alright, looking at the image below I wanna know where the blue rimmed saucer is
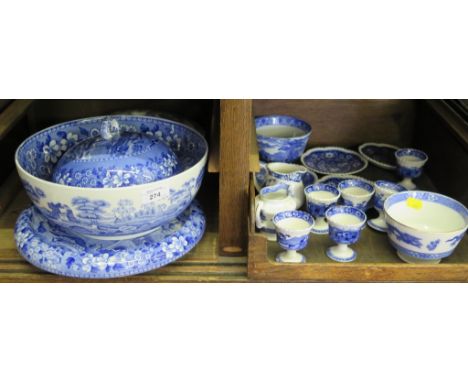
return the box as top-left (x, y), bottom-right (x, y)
top-left (358, 142), bottom-right (399, 170)
top-left (14, 202), bottom-right (206, 279)
top-left (301, 147), bottom-right (368, 175)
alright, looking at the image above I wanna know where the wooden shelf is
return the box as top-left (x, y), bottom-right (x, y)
top-left (0, 189), bottom-right (248, 283)
top-left (0, 99), bottom-right (34, 140)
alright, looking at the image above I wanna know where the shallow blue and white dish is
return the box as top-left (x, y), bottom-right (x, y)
top-left (15, 115), bottom-right (208, 240)
top-left (384, 191), bottom-right (468, 264)
top-left (317, 174), bottom-right (372, 188)
top-left (52, 119), bottom-right (179, 187)
top-left (301, 147), bottom-right (368, 175)
top-left (358, 142), bottom-right (399, 170)
top-left (255, 115), bottom-right (312, 163)
top-left (14, 202), bottom-right (206, 278)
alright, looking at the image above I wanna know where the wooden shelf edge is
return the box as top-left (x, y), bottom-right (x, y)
top-left (0, 99), bottom-right (34, 140)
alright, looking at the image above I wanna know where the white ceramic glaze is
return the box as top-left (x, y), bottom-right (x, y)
top-left (264, 162), bottom-right (317, 209)
top-left (272, 210), bottom-right (314, 263)
top-left (384, 191), bottom-right (468, 263)
top-left (255, 184), bottom-right (297, 241)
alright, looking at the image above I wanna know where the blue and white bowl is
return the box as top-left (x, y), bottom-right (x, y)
top-left (338, 179), bottom-right (375, 211)
top-left (272, 210), bottom-right (314, 263)
top-left (15, 115), bottom-right (208, 240)
top-left (304, 183), bottom-right (340, 235)
top-left (255, 115), bottom-right (312, 163)
top-left (325, 205), bottom-right (367, 262)
top-left (384, 191), bottom-right (468, 264)
top-left (52, 120), bottom-right (179, 187)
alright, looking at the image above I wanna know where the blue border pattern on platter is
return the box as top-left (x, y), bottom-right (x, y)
top-left (301, 147), bottom-right (368, 175)
top-left (14, 202), bottom-right (206, 279)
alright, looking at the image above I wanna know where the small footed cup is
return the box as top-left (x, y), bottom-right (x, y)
top-left (368, 180), bottom-right (406, 232)
top-left (395, 148), bottom-right (428, 190)
top-left (325, 206), bottom-right (367, 262)
top-left (304, 184), bottom-right (340, 235)
top-left (338, 179), bottom-right (375, 211)
top-left (272, 210), bottom-right (314, 263)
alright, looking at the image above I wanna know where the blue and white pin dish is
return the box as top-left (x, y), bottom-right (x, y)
top-left (338, 179), bottom-right (375, 211)
top-left (317, 174), bottom-right (371, 188)
top-left (301, 147), bottom-right (368, 175)
top-left (15, 115), bottom-right (208, 240)
top-left (395, 148), bottom-right (428, 190)
top-left (384, 191), bottom-right (467, 264)
top-left (272, 210), bottom-right (314, 263)
top-left (14, 202), bottom-right (206, 278)
top-left (255, 115), bottom-right (312, 163)
top-left (255, 184), bottom-right (296, 241)
top-left (304, 184), bottom-right (340, 235)
top-left (52, 119), bottom-right (179, 187)
top-left (368, 180), bottom-right (406, 232)
top-left (263, 162), bottom-right (318, 208)
top-left (358, 142), bottom-right (399, 170)
top-left (325, 206), bottom-right (367, 262)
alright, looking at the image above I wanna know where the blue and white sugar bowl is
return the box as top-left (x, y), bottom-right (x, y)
top-left (325, 205), bottom-right (367, 262)
top-left (255, 115), bottom-right (312, 163)
top-left (52, 118), bottom-right (179, 188)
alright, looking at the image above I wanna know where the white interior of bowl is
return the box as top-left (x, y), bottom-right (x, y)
top-left (257, 125), bottom-right (306, 138)
top-left (387, 201), bottom-right (466, 232)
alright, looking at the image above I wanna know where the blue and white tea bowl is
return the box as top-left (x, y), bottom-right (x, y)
top-left (272, 210), bottom-right (314, 263)
top-left (15, 115), bottom-right (208, 240)
top-left (338, 179), bottom-right (375, 211)
top-left (325, 206), bottom-right (367, 262)
top-left (395, 148), bottom-right (428, 190)
top-left (304, 183), bottom-right (340, 235)
top-left (52, 119), bottom-right (179, 187)
top-left (255, 115), bottom-right (312, 163)
top-left (384, 191), bottom-right (468, 264)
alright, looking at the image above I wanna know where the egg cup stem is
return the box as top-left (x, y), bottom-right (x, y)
top-left (276, 250), bottom-right (306, 263)
top-left (399, 177), bottom-right (417, 190)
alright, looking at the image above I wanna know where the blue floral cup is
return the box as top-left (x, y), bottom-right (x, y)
top-left (325, 206), bottom-right (366, 262)
top-left (304, 184), bottom-right (340, 235)
top-left (395, 148), bottom-right (428, 190)
top-left (338, 179), bottom-right (375, 211)
top-left (272, 210), bottom-right (314, 263)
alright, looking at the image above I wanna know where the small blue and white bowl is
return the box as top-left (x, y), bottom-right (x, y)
top-left (272, 210), bottom-right (314, 263)
top-left (338, 179), bottom-right (375, 211)
top-left (325, 206), bottom-right (367, 262)
top-left (15, 115), bottom-right (208, 240)
top-left (255, 115), bottom-right (312, 163)
top-left (368, 180), bottom-right (406, 232)
top-left (304, 184), bottom-right (340, 235)
top-left (395, 148), bottom-right (428, 190)
top-left (384, 191), bottom-right (468, 264)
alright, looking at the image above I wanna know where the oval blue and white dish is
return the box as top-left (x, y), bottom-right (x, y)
top-left (15, 115), bottom-right (208, 240)
top-left (52, 131), bottom-right (179, 187)
top-left (384, 191), bottom-right (467, 264)
top-left (255, 115), bottom-right (311, 163)
top-left (14, 202), bottom-right (206, 278)
top-left (301, 147), bottom-right (368, 175)
top-left (358, 142), bottom-right (399, 170)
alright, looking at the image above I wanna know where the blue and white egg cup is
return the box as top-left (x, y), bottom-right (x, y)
top-left (395, 148), bottom-right (428, 190)
top-left (272, 210), bottom-right (314, 263)
top-left (255, 115), bottom-right (312, 163)
top-left (325, 206), bottom-right (366, 262)
top-left (304, 184), bottom-right (340, 235)
top-left (338, 179), bottom-right (375, 211)
top-left (368, 180), bottom-right (406, 232)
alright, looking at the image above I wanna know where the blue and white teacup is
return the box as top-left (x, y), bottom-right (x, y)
top-left (368, 180), bottom-right (406, 232)
top-left (395, 148), bottom-right (428, 190)
top-left (325, 206), bottom-right (367, 262)
top-left (304, 184), bottom-right (340, 235)
top-left (272, 210), bottom-right (314, 263)
top-left (255, 115), bottom-right (312, 163)
top-left (338, 179), bottom-right (375, 211)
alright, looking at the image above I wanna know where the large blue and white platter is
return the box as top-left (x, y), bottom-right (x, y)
top-left (14, 202), bottom-right (206, 279)
top-left (301, 147), bottom-right (368, 175)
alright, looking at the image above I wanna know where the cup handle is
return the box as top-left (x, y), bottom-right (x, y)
top-left (255, 199), bottom-right (265, 229)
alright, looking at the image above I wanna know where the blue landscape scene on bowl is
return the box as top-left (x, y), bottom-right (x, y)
top-left (304, 184), bottom-right (339, 217)
top-left (255, 115), bottom-right (311, 163)
top-left (14, 202), bottom-right (206, 278)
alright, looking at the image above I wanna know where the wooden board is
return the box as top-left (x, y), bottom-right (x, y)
top-left (253, 100), bottom-right (415, 148)
top-left (0, 100), bottom-right (34, 140)
top-left (0, 189), bottom-right (247, 283)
